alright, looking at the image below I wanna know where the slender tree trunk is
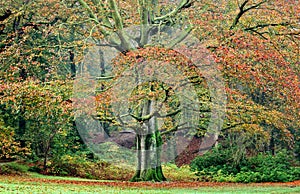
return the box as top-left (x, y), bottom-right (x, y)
top-left (43, 142), bottom-right (50, 170)
top-left (69, 51), bottom-right (76, 78)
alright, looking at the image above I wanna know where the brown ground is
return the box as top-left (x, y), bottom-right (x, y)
top-left (1, 175), bottom-right (299, 188)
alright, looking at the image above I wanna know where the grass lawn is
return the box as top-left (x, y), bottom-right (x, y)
top-left (1, 183), bottom-right (299, 194)
top-left (0, 174), bottom-right (299, 194)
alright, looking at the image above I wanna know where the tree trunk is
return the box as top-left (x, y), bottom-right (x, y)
top-left (130, 99), bottom-right (167, 182)
top-left (43, 143), bottom-right (50, 170)
top-left (130, 131), bottom-right (166, 182)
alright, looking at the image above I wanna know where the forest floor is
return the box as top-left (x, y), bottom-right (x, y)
top-left (1, 174), bottom-right (300, 188)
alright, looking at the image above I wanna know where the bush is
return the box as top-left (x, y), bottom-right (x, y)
top-left (190, 147), bottom-right (238, 176)
top-left (0, 120), bottom-right (30, 161)
top-left (162, 163), bottom-right (197, 181)
top-left (28, 165), bottom-right (42, 173)
top-left (44, 153), bottom-right (134, 180)
top-left (0, 162), bottom-right (29, 175)
top-left (190, 148), bottom-right (300, 183)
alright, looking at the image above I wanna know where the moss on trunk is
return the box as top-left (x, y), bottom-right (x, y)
top-left (130, 130), bottom-right (167, 182)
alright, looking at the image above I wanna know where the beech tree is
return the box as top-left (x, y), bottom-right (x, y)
top-left (72, 0), bottom-right (227, 182)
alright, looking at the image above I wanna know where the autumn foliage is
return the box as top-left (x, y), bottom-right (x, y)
top-left (0, 0), bottom-right (299, 181)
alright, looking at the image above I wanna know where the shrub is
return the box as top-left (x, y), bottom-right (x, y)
top-left (190, 148), bottom-right (300, 183)
top-left (0, 162), bottom-right (29, 175)
top-left (0, 120), bottom-right (30, 161)
top-left (190, 146), bottom-right (236, 174)
top-left (162, 163), bottom-right (197, 181)
top-left (45, 153), bottom-right (134, 180)
top-left (28, 165), bottom-right (42, 173)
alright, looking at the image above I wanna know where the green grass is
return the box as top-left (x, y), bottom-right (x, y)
top-left (0, 174), bottom-right (299, 194)
top-left (0, 182), bottom-right (299, 194)
top-left (0, 162), bottom-right (299, 193)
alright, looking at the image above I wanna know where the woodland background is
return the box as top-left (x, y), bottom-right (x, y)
top-left (0, 0), bottom-right (299, 182)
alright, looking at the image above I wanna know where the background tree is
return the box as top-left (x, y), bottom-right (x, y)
top-left (190, 0), bottom-right (299, 159)
top-left (0, 0), bottom-right (87, 167)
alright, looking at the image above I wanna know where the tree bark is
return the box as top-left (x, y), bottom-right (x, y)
top-left (130, 131), bottom-right (166, 182)
top-left (130, 100), bottom-right (166, 182)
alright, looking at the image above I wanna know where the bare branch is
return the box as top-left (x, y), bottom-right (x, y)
top-left (244, 22), bottom-right (290, 39)
top-left (243, 0), bottom-right (266, 12)
top-left (230, 0), bottom-right (267, 30)
top-left (0, 10), bottom-right (12, 22)
top-left (244, 22), bottom-right (290, 31)
top-left (154, 0), bottom-right (192, 21)
top-left (247, 29), bottom-right (268, 39)
top-left (95, 76), bottom-right (115, 80)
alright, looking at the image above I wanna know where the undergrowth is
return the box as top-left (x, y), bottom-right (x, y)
top-left (190, 147), bottom-right (300, 183)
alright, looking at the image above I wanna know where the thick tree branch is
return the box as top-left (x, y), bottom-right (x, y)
top-left (138, 0), bottom-right (157, 46)
top-left (78, 0), bottom-right (132, 51)
top-left (108, 0), bottom-right (133, 51)
top-left (130, 111), bottom-right (156, 122)
top-left (160, 122), bottom-right (188, 135)
top-left (157, 109), bottom-right (181, 118)
top-left (108, 0), bottom-right (123, 30)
